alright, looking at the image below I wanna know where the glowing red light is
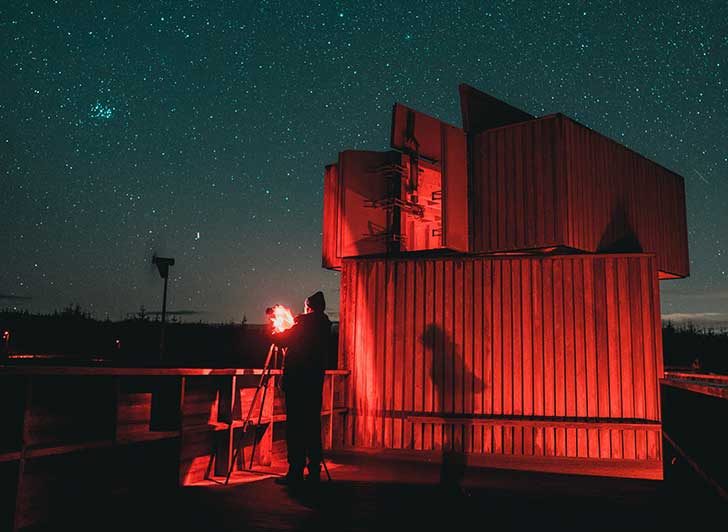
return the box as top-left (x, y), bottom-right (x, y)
top-left (2, 330), bottom-right (9, 341)
top-left (269, 305), bottom-right (294, 333)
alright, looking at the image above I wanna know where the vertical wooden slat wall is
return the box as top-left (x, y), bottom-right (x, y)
top-left (470, 115), bottom-right (689, 278)
top-left (322, 164), bottom-right (341, 270)
top-left (560, 116), bottom-right (689, 278)
top-left (339, 253), bottom-right (664, 479)
top-left (471, 116), bottom-right (564, 253)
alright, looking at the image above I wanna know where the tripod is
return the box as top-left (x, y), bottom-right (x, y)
top-left (224, 342), bottom-right (332, 484)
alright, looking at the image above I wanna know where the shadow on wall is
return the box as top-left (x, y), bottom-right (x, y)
top-left (597, 203), bottom-right (643, 253)
top-left (421, 323), bottom-right (486, 492)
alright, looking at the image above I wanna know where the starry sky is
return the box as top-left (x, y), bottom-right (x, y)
top-left (2, 1), bottom-right (726, 326)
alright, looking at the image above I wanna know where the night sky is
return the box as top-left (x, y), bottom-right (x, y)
top-left (2, 1), bottom-right (726, 326)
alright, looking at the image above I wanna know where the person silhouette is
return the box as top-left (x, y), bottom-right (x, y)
top-left (271, 291), bottom-right (331, 486)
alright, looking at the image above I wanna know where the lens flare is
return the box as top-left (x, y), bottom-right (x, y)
top-left (269, 305), bottom-right (294, 333)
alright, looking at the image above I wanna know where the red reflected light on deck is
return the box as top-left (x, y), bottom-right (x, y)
top-left (269, 305), bottom-right (294, 333)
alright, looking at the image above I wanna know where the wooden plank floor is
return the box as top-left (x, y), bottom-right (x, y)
top-left (28, 449), bottom-right (727, 531)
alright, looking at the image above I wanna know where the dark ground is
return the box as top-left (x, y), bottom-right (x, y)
top-left (31, 447), bottom-right (728, 532)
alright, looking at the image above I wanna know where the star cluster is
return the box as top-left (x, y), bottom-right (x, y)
top-left (1, 1), bottom-right (726, 325)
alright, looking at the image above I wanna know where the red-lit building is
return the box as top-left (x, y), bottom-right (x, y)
top-left (323, 84), bottom-right (689, 479)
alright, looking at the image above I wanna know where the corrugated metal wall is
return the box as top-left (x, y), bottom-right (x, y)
top-left (339, 254), bottom-right (663, 479)
top-left (470, 114), bottom-right (689, 278)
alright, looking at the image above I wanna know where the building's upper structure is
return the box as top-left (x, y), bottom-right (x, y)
top-left (322, 84), bottom-right (689, 279)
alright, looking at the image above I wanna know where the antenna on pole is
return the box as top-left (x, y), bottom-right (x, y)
top-left (152, 254), bottom-right (175, 362)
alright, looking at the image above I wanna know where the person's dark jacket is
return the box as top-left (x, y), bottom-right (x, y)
top-left (274, 311), bottom-right (331, 391)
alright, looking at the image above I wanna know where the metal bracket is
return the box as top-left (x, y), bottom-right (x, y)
top-left (364, 197), bottom-right (424, 217)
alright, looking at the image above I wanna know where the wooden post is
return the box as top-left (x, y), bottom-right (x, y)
top-left (176, 376), bottom-right (185, 487)
top-left (13, 376), bottom-right (32, 532)
top-left (214, 375), bottom-right (235, 477)
top-left (150, 376), bottom-right (182, 431)
top-left (111, 376), bottom-right (120, 445)
top-left (328, 375), bottom-right (335, 449)
top-left (256, 375), bottom-right (274, 466)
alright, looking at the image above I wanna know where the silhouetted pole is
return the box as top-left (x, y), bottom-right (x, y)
top-left (152, 256), bottom-right (175, 363)
top-left (160, 273), bottom-right (168, 356)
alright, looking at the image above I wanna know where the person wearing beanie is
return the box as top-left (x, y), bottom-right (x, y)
top-left (270, 291), bottom-right (331, 486)
top-left (305, 291), bottom-right (326, 313)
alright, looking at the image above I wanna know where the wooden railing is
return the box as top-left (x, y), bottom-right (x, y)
top-left (661, 370), bottom-right (728, 399)
top-left (0, 365), bottom-right (349, 531)
top-left (660, 370), bottom-right (728, 501)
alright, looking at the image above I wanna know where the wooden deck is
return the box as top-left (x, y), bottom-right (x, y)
top-left (0, 365), bottom-right (351, 530)
top-left (3, 366), bottom-right (727, 530)
top-left (36, 447), bottom-right (727, 532)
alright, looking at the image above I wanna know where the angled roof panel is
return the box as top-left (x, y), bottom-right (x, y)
top-left (459, 83), bottom-right (534, 134)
